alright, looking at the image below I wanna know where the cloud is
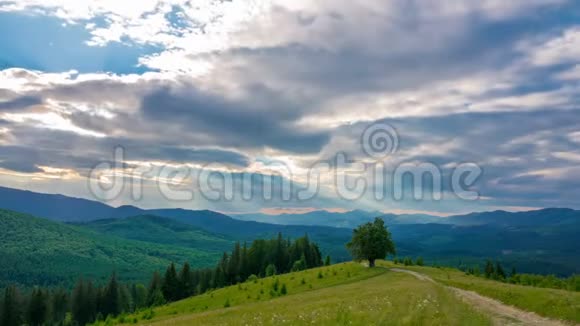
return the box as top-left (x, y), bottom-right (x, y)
top-left (140, 84), bottom-right (330, 153)
top-left (0, 160), bottom-right (42, 173)
top-left (1, 1), bottom-right (580, 213)
top-left (0, 95), bottom-right (42, 111)
top-left (523, 27), bottom-right (580, 67)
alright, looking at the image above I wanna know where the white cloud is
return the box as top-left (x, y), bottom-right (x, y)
top-left (569, 131), bottom-right (580, 143)
top-left (3, 111), bottom-right (107, 137)
top-left (552, 151), bottom-right (580, 162)
top-left (1, 0), bottom-right (580, 211)
top-left (522, 27), bottom-right (580, 66)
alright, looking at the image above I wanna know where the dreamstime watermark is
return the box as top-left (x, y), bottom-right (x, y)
top-left (88, 123), bottom-right (483, 203)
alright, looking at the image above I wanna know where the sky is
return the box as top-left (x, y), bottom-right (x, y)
top-left (0, 0), bottom-right (579, 215)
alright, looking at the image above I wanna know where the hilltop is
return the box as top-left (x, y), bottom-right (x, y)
top-left (101, 261), bottom-right (579, 325)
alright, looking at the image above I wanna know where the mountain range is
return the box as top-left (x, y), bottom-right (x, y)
top-left (0, 186), bottom-right (578, 287)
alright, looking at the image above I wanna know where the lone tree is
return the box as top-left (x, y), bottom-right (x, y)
top-left (346, 217), bottom-right (395, 267)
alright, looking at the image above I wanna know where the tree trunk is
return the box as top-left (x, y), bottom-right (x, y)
top-left (368, 259), bottom-right (375, 267)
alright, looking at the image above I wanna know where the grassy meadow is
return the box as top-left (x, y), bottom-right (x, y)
top-left (107, 262), bottom-right (489, 326)
top-left (378, 261), bottom-right (580, 323)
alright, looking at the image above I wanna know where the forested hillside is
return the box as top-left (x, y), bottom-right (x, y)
top-left (0, 234), bottom-right (325, 326)
top-left (75, 215), bottom-right (234, 253)
top-left (0, 209), bottom-right (220, 287)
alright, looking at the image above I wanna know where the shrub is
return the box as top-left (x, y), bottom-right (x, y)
top-left (142, 309), bottom-right (155, 320)
top-left (224, 299), bottom-right (231, 308)
top-left (247, 274), bottom-right (258, 283)
top-left (280, 283), bottom-right (287, 295)
top-left (292, 259), bottom-right (307, 272)
top-left (416, 257), bottom-right (424, 266)
top-left (265, 264), bottom-right (277, 276)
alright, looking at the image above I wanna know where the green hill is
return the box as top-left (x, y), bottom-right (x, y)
top-left (98, 262), bottom-right (579, 326)
top-left (108, 263), bottom-right (490, 325)
top-left (0, 209), bottom-right (221, 287)
top-left (74, 215), bottom-right (234, 253)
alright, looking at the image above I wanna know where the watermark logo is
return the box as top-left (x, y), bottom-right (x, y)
top-left (88, 123), bottom-right (482, 203)
top-left (361, 123), bottom-right (398, 159)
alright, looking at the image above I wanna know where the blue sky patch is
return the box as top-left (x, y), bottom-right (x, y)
top-left (0, 12), bottom-right (161, 74)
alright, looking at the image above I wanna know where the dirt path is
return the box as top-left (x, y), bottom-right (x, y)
top-left (390, 268), bottom-right (569, 326)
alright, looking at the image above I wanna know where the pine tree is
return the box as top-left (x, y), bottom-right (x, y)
top-left (324, 255), bottom-right (331, 266)
top-left (495, 262), bottom-right (506, 280)
top-left (484, 260), bottom-right (494, 278)
top-left (1, 285), bottom-right (22, 326)
top-left (50, 288), bottom-right (68, 325)
top-left (214, 254), bottom-right (228, 288)
top-left (147, 271), bottom-right (165, 307)
top-left (162, 263), bottom-right (179, 302)
top-left (274, 233), bottom-right (289, 272)
top-left (178, 262), bottom-right (194, 299)
top-left (71, 278), bottom-right (97, 326)
top-left (119, 284), bottom-right (133, 313)
top-left (309, 243), bottom-right (323, 267)
top-left (26, 288), bottom-right (48, 326)
top-left (240, 242), bottom-right (249, 281)
top-left (228, 243), bottom-right (242, 284)
top-left (101, 273), bottom-right (121, 318)
top-left (131, 284), bottom-right (148, 309)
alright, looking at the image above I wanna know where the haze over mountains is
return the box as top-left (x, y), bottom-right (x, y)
top-left (236, 210), bottom-right (446, 228)
top-left (3, 185), bottom-right (578, 228)
top-left (234, 207), bottom-right (580, 228)
top-left (0, 185), bottom-right (579, 287)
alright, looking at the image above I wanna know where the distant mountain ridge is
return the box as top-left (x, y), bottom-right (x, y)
top-left (1, 186), bottom-right (578, 230)
top-left (233, 209), bottom-right (381, 227)
top-left (233, 208), bottom-right (580, 228)
top-left (0, 186), bottom-right (354, 261)
top-left (1, 186), bottom-right (579, 276)
top-left (0, 186), bottom-right (143, 221)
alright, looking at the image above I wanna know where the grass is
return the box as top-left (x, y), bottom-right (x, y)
top-left (379, 260), bottom-right (580, 323)
top-left (112, 262), bottom-right (490, 325)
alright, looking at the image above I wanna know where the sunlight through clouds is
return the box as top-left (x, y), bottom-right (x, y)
top-left (1, 0), bottom-right (580, 212)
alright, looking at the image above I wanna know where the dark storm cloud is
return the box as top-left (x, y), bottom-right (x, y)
top-left (140, 85), bottom-right (330, 153)
top-left (0, 160), bottom-right (42, 173)
top-left (350, 109), bottom-right (580, 208)
top-left (0, 126), bottom-right (251, 175)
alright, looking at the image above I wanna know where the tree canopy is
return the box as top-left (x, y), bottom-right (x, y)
top-left (346, 218), bottom-right (396, 267)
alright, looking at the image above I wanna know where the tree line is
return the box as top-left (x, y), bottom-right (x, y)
top-left (465, 260), bottom-right (580, 292)
top-left (0, 234), bottom-right (324, 326)
top-left (392, 257), bottom-right (579, 292)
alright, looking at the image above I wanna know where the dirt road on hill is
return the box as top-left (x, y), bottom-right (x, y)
top-left (390, 268), bottom-right (569, 326)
